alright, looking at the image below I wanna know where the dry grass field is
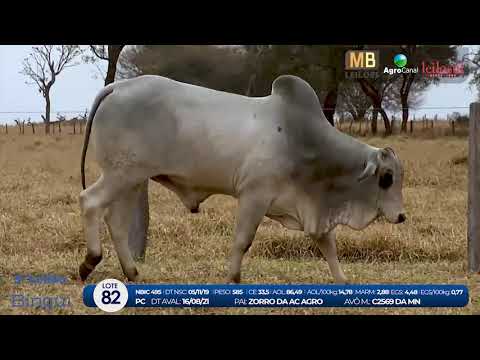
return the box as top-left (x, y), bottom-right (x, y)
top-left (0, 123), bottom-right (479, 315)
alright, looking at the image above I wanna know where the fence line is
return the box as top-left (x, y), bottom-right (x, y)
top-left (1, 119), bottom-right (86, 135)
top-left (333, 111), bottom-right (469, 137)
top-left (0, 106), bottom-right (473, 137)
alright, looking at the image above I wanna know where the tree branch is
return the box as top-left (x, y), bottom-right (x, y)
top-left (89, 45), bottom-right (109, 61)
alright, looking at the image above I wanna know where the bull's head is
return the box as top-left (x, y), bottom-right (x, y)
top-left (358, 147), bottom-right (406, 224)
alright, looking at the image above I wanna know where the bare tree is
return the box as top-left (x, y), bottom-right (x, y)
top-left (21, 45), bottom-right (82, 134)
top-left (358, 77), bottom-right (397, 135)
top-left (244, 45), bottom-right (270, 96)
top-left (337, 80), bottom-right (372, 133)
top-left (84, 45), bottom-right (125, 85)
top-left (465, 47), bottom-right (480, 100)
top-left (384, 78), bottom-right (426, 118)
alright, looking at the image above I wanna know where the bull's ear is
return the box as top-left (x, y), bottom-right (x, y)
top-left (357, 160), bottom-right (378, 182)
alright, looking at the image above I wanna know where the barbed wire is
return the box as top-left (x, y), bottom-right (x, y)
top-left (0, 106), bottom-right (474, 114)
top-left (0, 110), bottom-right (88, 114)
top-left (327, 106), bottom-right (471, 111)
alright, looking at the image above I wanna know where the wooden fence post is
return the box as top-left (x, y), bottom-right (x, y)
top-left (5, 124), bottom-right (7, 134)
top-left (452, 119), bottom-right (456, 135)
top-left (468, 102), bottom-right (480, 273)
top-left (27, 120), bottom-right (35, 134)
top-left (410, 119), bottom-right (413, 133)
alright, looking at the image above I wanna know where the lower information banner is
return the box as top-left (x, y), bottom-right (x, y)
top-left (83, 279), bottom-right (469, 311)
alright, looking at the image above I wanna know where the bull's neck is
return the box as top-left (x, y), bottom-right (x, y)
top-left (311, 123), bottom-right (376, 174)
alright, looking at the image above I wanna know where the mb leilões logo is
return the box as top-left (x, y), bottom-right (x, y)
top-left (344, 50), bottom-right (379, 79)
top-left (384, 54), bottom-right (418, 75)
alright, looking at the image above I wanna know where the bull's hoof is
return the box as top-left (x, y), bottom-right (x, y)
top-left (124, 267), bottom-right (140, 282)
top-left (79, 254), bottom-right (102, 281)
top-left (227, 273), bottom-right (241, 284)
top-left (79, 263), bottom-right (93, 282)
top-left (190, 207), bottom-right (199, 214)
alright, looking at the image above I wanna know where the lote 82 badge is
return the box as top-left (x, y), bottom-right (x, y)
top-left (93, 279), bottom-right (129, 312)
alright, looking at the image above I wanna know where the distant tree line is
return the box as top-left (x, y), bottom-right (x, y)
top-left (20, 44), bottom-right (469, 136)
top-left (118, 45), bottom-right (461, 136)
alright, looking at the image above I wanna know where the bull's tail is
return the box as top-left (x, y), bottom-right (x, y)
top-left (81, 84), bottom-right (115, 190)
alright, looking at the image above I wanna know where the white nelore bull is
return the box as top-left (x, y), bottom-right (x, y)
top-left (79, 74), bottom-right (405, 283)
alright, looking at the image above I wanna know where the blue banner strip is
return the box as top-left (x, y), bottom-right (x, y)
top-left (83, 284), bottom-right (469, 308)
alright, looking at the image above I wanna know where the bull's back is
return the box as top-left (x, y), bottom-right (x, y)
top-left (92, 76), bottom-right (273, 192)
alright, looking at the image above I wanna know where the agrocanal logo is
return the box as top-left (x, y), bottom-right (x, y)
top-left (384, 54), bottom-right (418, 75)
top-left (394, 54), bottom-right (408, 68)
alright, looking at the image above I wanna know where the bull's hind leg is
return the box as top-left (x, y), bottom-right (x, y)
top-left (128, 180), bottom-right (149, 261)
top-left (104, 184), bottom-right (144, 281)
top-left (79, 173), bottom-right (143, 281)
top-left (79, 174), bottom-right (117, 281)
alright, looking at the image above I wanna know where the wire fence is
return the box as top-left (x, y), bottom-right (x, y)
top-left (0, 106), bottom-right (475, 137)
top-left (0, 106), bottom-right (473, 112)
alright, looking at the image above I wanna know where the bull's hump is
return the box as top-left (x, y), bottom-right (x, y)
top-left (271, 75), bottom-right (322, 114)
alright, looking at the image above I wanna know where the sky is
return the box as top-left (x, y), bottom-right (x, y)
top-left (0, 45), bottom-right (479, 124)
top-left (0, 45), bottom-right (107, 124)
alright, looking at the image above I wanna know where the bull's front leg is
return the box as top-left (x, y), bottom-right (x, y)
top-left (315, 230), bottom-right (348, 284)
top-left (227, 193), bottom-right (271, 283)
top-left (127, 180), bottom-right (149, 261)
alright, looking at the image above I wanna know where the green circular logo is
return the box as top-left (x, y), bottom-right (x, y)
top-left (394, 54), bottom-right (407, 68)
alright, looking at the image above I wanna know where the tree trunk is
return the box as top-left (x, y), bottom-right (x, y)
top-left (44, 94), bottom-right (51, 135)
top-left (401, 95), bottom-right (409, 132)
top-left (245, 45), bottom-right (266, 97)
top-left (378, 107), bottom-right (392, 136)
top-left (349, 116), bottom-right (354, 133)
top-left (371, 109), bottom-right (378, 134)
top-left (399, 71), bottom-right (415, 133)
top-left (246, 73), bottom-right (256, 97)
top-left (358, 79), bottom-right (391, 136)
top-left (104, 45), bottom-right (125, 86)
top-left (323, 86), bottom-right (337, 127)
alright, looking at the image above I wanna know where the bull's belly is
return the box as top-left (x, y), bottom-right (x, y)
top-left (150, 171), bottom-right (235, 213)
top-left (265, 207), bottom-right (303, 231)
top-left (266, 214), bottom-right (303, 231)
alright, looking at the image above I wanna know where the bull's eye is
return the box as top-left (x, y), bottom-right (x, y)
top-left (379, 172), bottom-right (393, 189)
